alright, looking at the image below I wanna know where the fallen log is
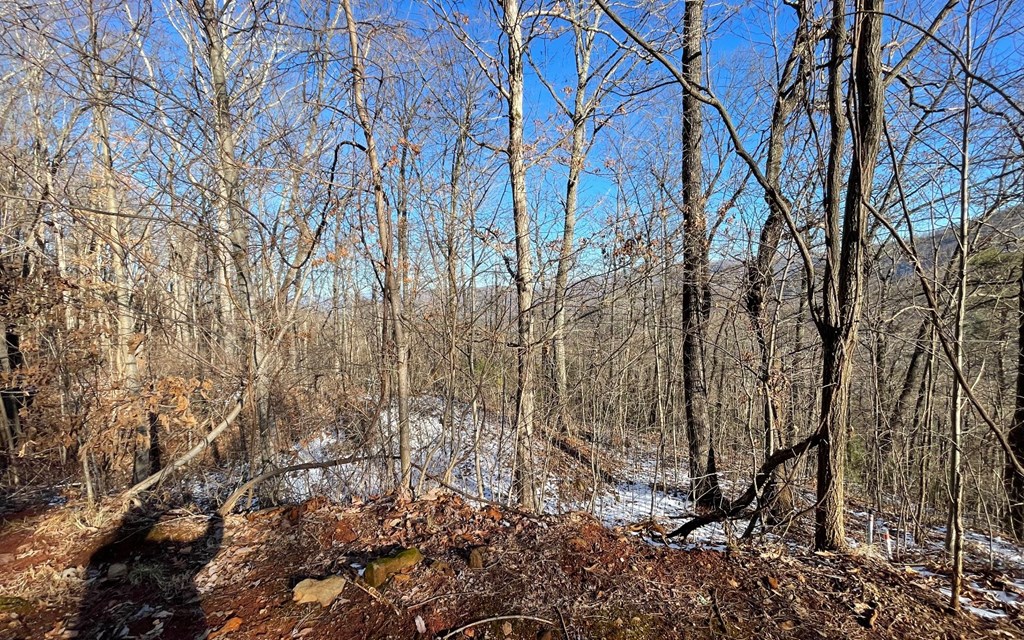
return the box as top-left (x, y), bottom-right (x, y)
top-left (218, 454), bottom-right (385, 515)
top-left (667, 432), bottom-right (822, 540)
top-left (122, 395), bottom-right (245, 501)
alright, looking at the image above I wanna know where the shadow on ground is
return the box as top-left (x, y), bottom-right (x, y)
top-left (75, 505), bottom-right (222, 639)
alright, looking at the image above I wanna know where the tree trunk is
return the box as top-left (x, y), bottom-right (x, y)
top-left (86, 12), bottom-right (152, 484)
top-left (679, 0), bottom-right (721, 509)
top-left (815, 0), bottom-right (884, 551)
top-left (196, 0), bottom-right (271, 468)
top-left (343, 0), bottom-right (412, 492)
top-left (948, 3), bottom-right (973, 607)
top-left (1006, 251), bottom-right (1024, 539)
top-left (744, 0), bottom-right (811, 522)
top-left (503, 0), bottom-right (538, 511)
top-left (552, 8), bottom-right (596, 433)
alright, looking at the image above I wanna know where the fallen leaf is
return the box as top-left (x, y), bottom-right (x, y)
top-left (210, 617), bottom-right (243, 638)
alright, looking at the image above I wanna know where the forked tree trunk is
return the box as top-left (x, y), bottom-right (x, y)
top-left (196, 0), bottom-right (273, 469)
top-left (551, 5), bottom-right (597, 433)
top-left (744, 0), bottom-right (812, 522)
top-left (815, 0), bottom-right (884, 551)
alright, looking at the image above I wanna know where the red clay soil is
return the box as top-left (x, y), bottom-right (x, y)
top-left (0, 493), bottom-right (1020, 639)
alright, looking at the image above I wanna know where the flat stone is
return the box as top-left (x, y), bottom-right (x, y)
top-left (292, 576), bottom-right (347, 607)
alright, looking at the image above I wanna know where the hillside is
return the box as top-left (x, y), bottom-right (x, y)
top-left (1, 493), bottom-right (1023, 640)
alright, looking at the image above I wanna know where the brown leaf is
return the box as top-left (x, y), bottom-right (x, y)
top-left (210, 617), bottom-right (243, 638)
top-left (333, 521), bottom-right (358, 544)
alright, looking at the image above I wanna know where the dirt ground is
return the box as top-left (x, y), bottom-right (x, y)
top-left (0, 493), bottom-right (1021, 639)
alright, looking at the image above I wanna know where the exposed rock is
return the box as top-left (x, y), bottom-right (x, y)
top-left (364, 548), bottom-right (423, 588)
top-left (292, 576), bottom-right (347, 607)
top-left (106, 563), bottom-right (127, 580)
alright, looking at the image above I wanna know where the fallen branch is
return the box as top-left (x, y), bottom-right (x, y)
top-left (121, 395), bottom-right (245, 501)
top-left (667, 433), bottom-right (821, 540)
top-left (440, 615), bottom-right (554, 640)
top-left (218, 454), bottom-right (385, 515)
top-left (547, 433), bottom-right (621, 485)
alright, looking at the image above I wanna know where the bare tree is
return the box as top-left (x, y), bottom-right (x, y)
top-left (343, 0), bottom-right (413, 492)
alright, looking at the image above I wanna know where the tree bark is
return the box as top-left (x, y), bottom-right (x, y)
top-left (679, 0), bottom-right (721, 509)
top-left (743, 0), bottom-right (812, 521)
top-left (85, 9), bottom-right (152, 484)
top-left (551, 5), bottom-right (597, 433)
top-left (503, 0), bottom-right (538, 511)
top-left (195, 0), bottom-right (273, 468)
top-left (815, 0), bottom-right (884, 551)
top-left (948, 3), bottom-right (973, 607)
top-left (1006, 251), bottom-right (1024, 539)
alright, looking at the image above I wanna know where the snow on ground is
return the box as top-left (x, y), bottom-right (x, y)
top-left (195, 397), bottom-right (1024, 618)
top-left (880, 528), bottom-right (1024, 619)
top-left (277, 398), bottom-right (526, 506)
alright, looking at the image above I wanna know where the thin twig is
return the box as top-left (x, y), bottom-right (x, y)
top-left (350, 577), bottom-right (400, 615)
top-left (440, 615), bottom-right (554, 639)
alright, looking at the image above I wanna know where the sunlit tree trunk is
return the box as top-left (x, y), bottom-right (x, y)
top-left (679, 0), bottom-right (721, 508)
top-left (815, 0), bottom-right (884, 551)
top-left (502, 0), bottom-right (538, 511)
top-left (948, 2), bottom-right (973, 607)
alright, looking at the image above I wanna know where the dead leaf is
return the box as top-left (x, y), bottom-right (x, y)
top-left (333, 521), bottom-right (358, 544)
top-left (210, 617), bottom-right (243, 638)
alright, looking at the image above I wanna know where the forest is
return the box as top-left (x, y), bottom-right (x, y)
top-left (1, 0), bottom-right (1024, 638)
